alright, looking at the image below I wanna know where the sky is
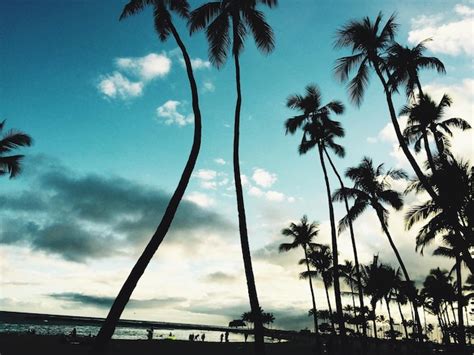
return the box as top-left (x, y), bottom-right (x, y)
top-left (0, 0), bottom-right (473, 332)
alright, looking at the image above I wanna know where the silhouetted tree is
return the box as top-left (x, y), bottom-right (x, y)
top-left (334, 157), bottom-right (424, 340)
top-left (386, 39), bottom-right (445, 99)
top-left (284, 84), bottom-right (346, 336)
top-left (190, 2), bottom-right (277, 352)
top-left (94, 1), bottom-right (203, 350)
top-left (280, 215), bottom-right (321, 344)
top-left (0, 120), bottom-right (32, 179)
top-left (334, 12), bottom-right (437, 204)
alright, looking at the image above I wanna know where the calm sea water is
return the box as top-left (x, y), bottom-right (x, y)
top-left (0, 322), bottom-right (267, 343)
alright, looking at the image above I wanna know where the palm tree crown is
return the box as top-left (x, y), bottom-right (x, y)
top-left (120, 0), bottom-right (190, 39)
top-left (387, 39), bottom-right (445, 98)
top-left (0, 120), bottom-right (33, 179)
top-left (334, 12), bottom-right (397, 106)
top-left (189, 0), bottom-right (276, 67)
top-left (279, 215), bottom-right (320, 252)
top-left (333, 157), bottom-right (407, 231)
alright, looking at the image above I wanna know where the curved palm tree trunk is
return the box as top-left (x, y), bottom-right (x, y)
top-left (385, 297), bottom-right (395, 340)
top-left (324, 148), bottom-right (366, 337)
top-left (93, 24), bottom-right (202, 352)
top-left (303, 245), bottom-right (321, 350)
top-left (437, 313), bottom-right (448, 344)
top-left (317, 144), bottom-right (345, 336)
top-left (233, 53), bottom-right (265, 355)
top-left (374, 208), bottom-right (424, 342)
top-left (397, 299), bottom-right (409, 339)
top-left (455, 255), bottom-right (466, 345)
top-left (323, 276), bottom-right (336, 333)
top-left (373, 63), bottom-right (437, 202)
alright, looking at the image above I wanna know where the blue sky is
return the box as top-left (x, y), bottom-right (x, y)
top-left (1, 0), bottom-right (472, 332)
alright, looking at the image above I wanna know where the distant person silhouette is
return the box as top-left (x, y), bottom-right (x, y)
top-left (146, 328), bottom-right (153, 340)
top-left (201, 333), bottom-right (205, 342)
top-left (220, 333), bottom-right (224, 342)
top-left (244, 333), bottom-right (248, 342)
top-left (194, 334), bottom-right (199, 341)
top-left (71, 328), bottom-right (77, 339)
top-left (189, 333), bottom-right (194, 341)
top-left (225, 331), bottom-right (229, 342)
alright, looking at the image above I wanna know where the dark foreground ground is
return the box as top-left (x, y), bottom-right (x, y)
top-left (0, 334), bottom-right (471, 355)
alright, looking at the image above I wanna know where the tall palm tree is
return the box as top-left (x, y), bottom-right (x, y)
top-left (386, 39), bottom-right (445, 99)
top-left (94, 1), bottom-right (203, 350)
top-left (382, 265), bottom-right (401, 340)
top-left (190, 3), bottom-right (276, 352)
top-left (401, 94), bottom-right (471, 170)
top-left (279, 216), bottom-right (321, 346)
top-left (284, 84), bottom-right (346, 335)
top-left (394, 281), bottom-right (410, 339)
top-left (0, 120), bottom-right (32, 179)
top-left (322, 128), bottom-right (367, 336)
top-left (334, 13), bottom-right (437, 202)
top-left (333, 157), bottom-right (424, 340)
top-left (302, 245), bottom-right (336, 333)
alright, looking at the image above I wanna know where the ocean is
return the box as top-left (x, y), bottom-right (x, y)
top-left (0, 311), bottom-right (265, 342)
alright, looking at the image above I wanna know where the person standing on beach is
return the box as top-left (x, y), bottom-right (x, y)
top-left (201, 333), bottom-right (205, 342)
top-left (225, 331), bottom-right (229, 342)
top-left (244, 333), bottom-right (248, 342)
top-left (220, 333), bottom-right (224, 342)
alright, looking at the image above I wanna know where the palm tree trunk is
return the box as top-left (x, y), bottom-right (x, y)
top-left (397, 299), bottom-right (409, 339)
top-left (374, 207), bottom-right (424, 342)
top-left (455, 255), bottom-right (466, 345)
top-left (422, 132), bottom-right (437, 174)
top-left (372, 303), bottom-right (378, 339)
top-left (324, 277), bottom-right (336, 333)
top-left (324, 147), bottom-right (366, 337)
top-left (233, 52), bottom-right (265, 355)
top-left (348, 277), bottom-right (360, 334)
top-left (438, 313), bottom-right (448, 344)
top-left (93, 24), bottom-right (202, 353)
top-left (385, 297), bottom-right (395, 340)
top-left (373, 63), bottom-right (437, 202)
top-left (318, 144), bottom-right (345, 336)
top-left (303, 245), bottom-right (321, 351)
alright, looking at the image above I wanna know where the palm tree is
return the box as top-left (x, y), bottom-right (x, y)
top-left (405, 157), bottom-right (474, 274)
top-left (340, 260), bottom-right (360, 334)
top-left (333, 157), bottom-right (424, 340)
top-left (0, 120), bottom-right (32, 179)
top-left (394, 281), bottom-right (410, 339)
top-left (386, 39), bottom-right (445, 99)
top-left (334, 13), bottom-right (437, 202)
top-left (284, 84), bottom-right (346, 335)
top-left (302, 245), bottom-right (336, 333)
top-left (361, 255), bottom-right (386, 339)
top-left (401, 94), bottom-right (471, 173)
top-left (422, 268), bottom-right (456, 344)
top-left (382, 265), bottom-right (401, 340)
top-left (94, 1), bottom-right (203, 350)
top-left (190, 3), bottom-right (276, 352)
top-left (280, 216), bottom-right (321, 345)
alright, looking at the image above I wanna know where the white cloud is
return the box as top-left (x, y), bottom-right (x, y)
top-left (408, 4), bottom-right (474, 56)
top-left (366, 136), bottom-right (378, 144)
top-left (252, 168), bottom-right (277, 188)
top-left (97, 72), bottom-right (143, 99)
top-left (248, 186), bottom-right (264, 197)
top-left (214, 158), bottom-right (226, 165)
top-left (178, 57), bottom-right (211, 70)
top-left (194, 169), bottom-right (217, 181)
top-left (98, 53), bottom-right (172, 100)
top-left (156, 100), bottom-right (194, 126)
top-left (185, 192), bottom-right (215, 208)
top-left (116, 53), bottom-right (171, 81)
top-left (265, 190), bottom-right (285, 202)
top-left (203, 81), bottom-right (215, 93)
top-left (240, 174), bottom-right (249, 187)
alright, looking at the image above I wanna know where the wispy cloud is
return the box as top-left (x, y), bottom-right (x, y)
top-left (408, 3), bottom-right (474, 56)
top-left (156, 100), bottom-right (194, 126)
top-left (98, 53), bottom-right (172, 100)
